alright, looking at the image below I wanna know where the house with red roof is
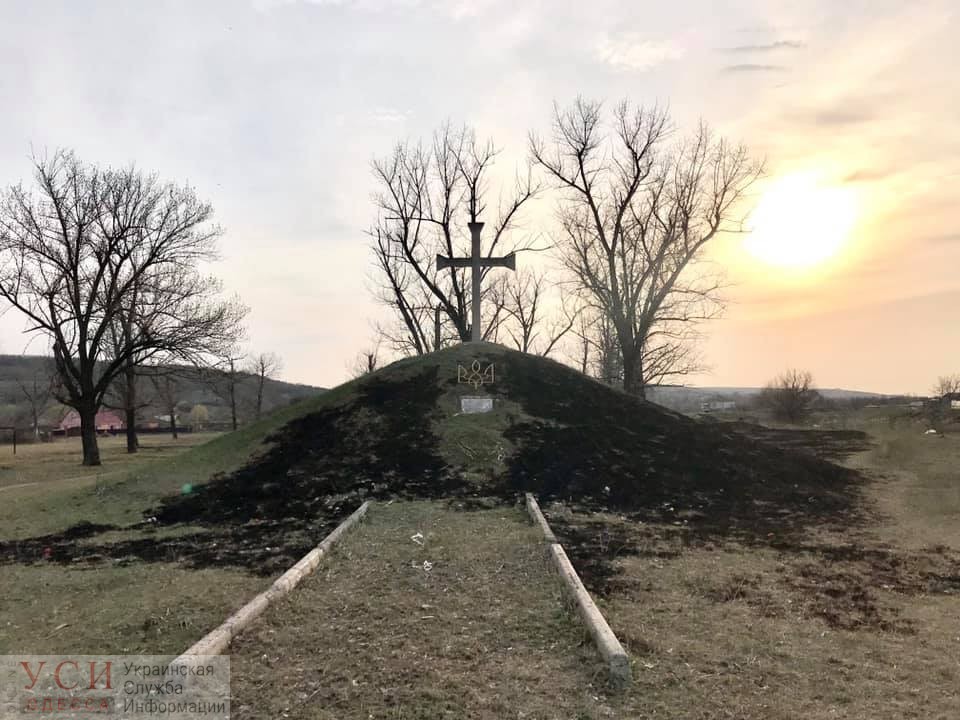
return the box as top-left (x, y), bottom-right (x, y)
top-left (56, 409), bottom-right (125, 436)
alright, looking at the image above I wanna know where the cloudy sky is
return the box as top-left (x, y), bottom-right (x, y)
top-left (0, 0), bottom-right (957, 394)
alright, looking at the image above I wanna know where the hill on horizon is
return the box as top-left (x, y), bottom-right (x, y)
top-left (645, 383), bottom-right (900, 411)
top-left (11, 343), bottom-right (872, 575)
top-left (686, 386), bottom-right (888, 399)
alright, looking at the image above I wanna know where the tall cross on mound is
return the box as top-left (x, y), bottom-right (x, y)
top-left (436, 222), bottom-right (516, 343)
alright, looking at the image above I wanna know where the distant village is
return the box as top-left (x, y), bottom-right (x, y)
top-left (0, 355), bottom-right (323, 444)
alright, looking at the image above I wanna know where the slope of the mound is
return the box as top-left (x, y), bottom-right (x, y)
top-left (124, 343), bottom-right (866, 571)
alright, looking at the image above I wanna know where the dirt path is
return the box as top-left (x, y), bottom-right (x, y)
top-left (229, 500), bottom-right (618, 719)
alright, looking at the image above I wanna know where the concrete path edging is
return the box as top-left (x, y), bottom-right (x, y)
top-left (524, 492), bottom-right (557, 543)
top-left (173, 500), bottom-right (371, 662)
top-left (523, 493), bottom-right (632, 687)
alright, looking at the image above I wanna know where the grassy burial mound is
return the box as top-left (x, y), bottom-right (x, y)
top-left (3, 343), bottom-right (871, 579)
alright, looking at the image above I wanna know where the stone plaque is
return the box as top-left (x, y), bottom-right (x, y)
top-left (460, 396), bottom-right (494, 414)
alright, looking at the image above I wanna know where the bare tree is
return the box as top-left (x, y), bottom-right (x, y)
top-left (0, 150), bottom-right (245, 465)
top-left (932, 374), bottom-right (960, 398)
top-left (104, 238), bottom-right (245, 454)
top-left (493, 270), bottom-right (578, 356)
top-left (248, 352), bottom-right (283, 419)
top-left (209, 350), bottom-right (245, 431)
top-left (929, 374), bottom-right (960, 432)
top-left (149, 371), bottom-right (181, 439)
top-left (370, 124), bottom-right (541, 355)
top-left (102, 366), bottom-right (151, 453)
top-left (759, 369), bottom-right (820, 423)
top-left (351, 341), bottom-right (381, 378)
top-left (17, 359), bottom-right (55, 440)
top-left (531, 99), bottom-right (761, 397)
top-left (568, 311), bottom-right (592, 374)
top-left (586, 311), bottom-right (624, 385)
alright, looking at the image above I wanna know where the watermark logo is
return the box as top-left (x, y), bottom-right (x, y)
top-left (1, 656), bottom-right (229, 719)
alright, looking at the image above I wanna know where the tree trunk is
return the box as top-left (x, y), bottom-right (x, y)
top-left (170, 409), bottom-right (178, 440)
top-left (79, 403), bottom-right (101, 466)
top-left (256, 377), bottom-right (264, 419)
top-left (622, 349), bottom-right (646, 399)
top-left (124, 365), bottom-right (139, 453)
top-left (230, 383), bottom-right (238, 431)
top-left (636, 351), bottom-right (647, 400)
top-left (125, 407), bottom-right (138, 452)
top-left (32, 407), bottom-right (40, 441)
top-left (622, 355), bottom-right (638, 394)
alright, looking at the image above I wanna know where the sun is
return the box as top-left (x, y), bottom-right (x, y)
top-left (744, 172), bottom-right (860, 269)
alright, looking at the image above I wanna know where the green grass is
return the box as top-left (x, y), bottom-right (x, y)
top-left (0, 434), bottom-right (217, 538)
top-left (0, 382), bottom-right (364, 540)
top-left (433, 396), bottom-right (527, 486)
top-left (0, 385), bottom-right (364, 654)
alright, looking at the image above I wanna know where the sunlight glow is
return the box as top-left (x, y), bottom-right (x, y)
top-left (745, 172), bottom-right (860, 269)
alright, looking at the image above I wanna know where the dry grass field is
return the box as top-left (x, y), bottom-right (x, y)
top-left (229, 501), bottom-right (610, 720)
top-left (544, 412), bottom-right (960, 719)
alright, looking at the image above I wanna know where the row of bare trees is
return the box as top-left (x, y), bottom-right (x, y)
top-left (0, 151), bottom-right (250, 465)
top-left (3, 348), bottom-right (282, 449)
top-left (367, 99), bottom-right (762, 396)
top-left (106, 349), bottom-right (282, 446)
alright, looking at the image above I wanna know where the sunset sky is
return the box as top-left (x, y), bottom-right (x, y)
top-left (0, 0), bottom-right (957, 395)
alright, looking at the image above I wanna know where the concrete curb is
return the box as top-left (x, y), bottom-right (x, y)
top-left (173, 500), bottom-right (371, 661)
top-left (523, 493), bottom-right (631, 687)
top-left (524, 492), bottom-right (557, 543)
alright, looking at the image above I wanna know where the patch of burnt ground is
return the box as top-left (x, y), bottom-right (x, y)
top-left (722, 420), bottom-right (873, 462)
top-left (548, 509), bottom-right (960, 634)
top-left (498, 352), bottom-right (868, 541)
top-left (0, 345), bottom-right (893, 595)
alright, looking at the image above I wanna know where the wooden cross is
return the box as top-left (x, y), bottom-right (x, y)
top-left (436, 222), bottom-right (516, 342)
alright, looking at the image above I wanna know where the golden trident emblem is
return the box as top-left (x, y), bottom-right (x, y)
top-left (457, 360), bottom-right (495, 389)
